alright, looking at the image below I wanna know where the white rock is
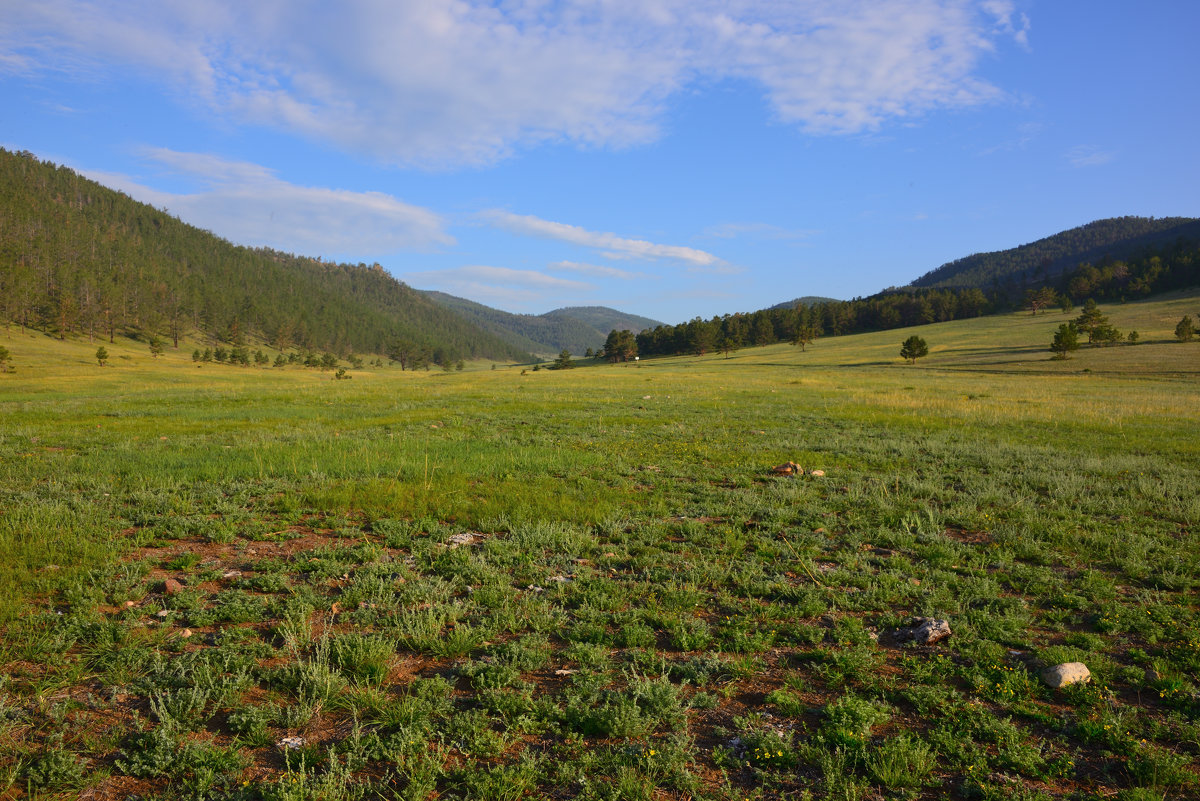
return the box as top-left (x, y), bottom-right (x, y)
top-left (912, 618), bottom-right (952, 645)
top-left (1041, 662), bottom-right (1090, 688)
top-left (279, 736), bottom-right (306, 750)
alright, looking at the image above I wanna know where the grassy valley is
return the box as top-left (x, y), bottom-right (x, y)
top-left (1, 293), bottom-right (1197, 799)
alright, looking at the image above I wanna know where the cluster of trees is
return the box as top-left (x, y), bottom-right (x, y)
top-left (628, 288), bottom-right (993, 359)
top-left (1054, 242), bottom-right (1200, 303)
top-left (1049, 301), bottom-right (1136, 358)
top-left (0, 149), bottom-right (527, 364)
top-left (601, 329), bottom-right (638, 362)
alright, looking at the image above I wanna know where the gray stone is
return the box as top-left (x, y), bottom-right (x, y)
top-left (1041, 662), bottom-right (1090, 688)
top-left (890, 617), bottom-right (952, 646)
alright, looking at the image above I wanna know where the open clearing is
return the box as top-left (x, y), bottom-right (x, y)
top-left (1, 294), bottom-right (1198, 800)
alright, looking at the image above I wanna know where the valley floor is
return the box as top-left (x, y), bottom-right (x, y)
top-left (1, 295), bottom-right (1198, 799)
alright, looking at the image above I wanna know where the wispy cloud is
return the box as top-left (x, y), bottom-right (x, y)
top-left (549, 261), bottom-right (651, 280)
top-left (3, 1), bottom-right (1026, 166)
top-left (1066, 144), bottom-right (1116, 168)
top-left (981, 0), bottom-right (1031, 48)
top-left (402, 265), bottom-right (595, 311)
top-left (702, 222), bottom-right (818, 241)
top-left (980, 121), bottom-right (1043, 155)
top-left (79, 148), bottom-right (450, 256)
top-left (483, 210), bottom-right (720, 267)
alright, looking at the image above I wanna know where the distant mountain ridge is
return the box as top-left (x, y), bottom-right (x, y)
top-left (911, 216), bottom-right (1200, 289)
top-left (422, 293), bottom-right (662, 356)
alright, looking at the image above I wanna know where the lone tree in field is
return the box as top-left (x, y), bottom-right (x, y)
top-left (1176, 315), bottom-right (1196, 342)
top-left (95, 346), bottom-right (109, 366)
top-left (0, 345), bottom-right (10, 372)
top-left (900, 335), bottom-right (928, 364)
top-left (148, 335), bottom-right (164, 358)
top-left (1050, 322), bottom-right (1080, 359)
top-left (550, 349), bottom-right (574, 370)
top-left (791, 324), bottom-right (817, 352)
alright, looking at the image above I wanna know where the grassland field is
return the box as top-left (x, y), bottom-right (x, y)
top-left (0, 292), bottom-right (1198, 800)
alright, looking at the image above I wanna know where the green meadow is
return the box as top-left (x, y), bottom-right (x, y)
top-left (1, 293), bottom-right (1198, 800)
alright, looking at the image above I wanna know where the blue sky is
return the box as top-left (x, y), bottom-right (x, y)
top-left (2, 1), bottom-right (1198, 323)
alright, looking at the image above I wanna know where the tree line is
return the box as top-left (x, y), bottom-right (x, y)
top-left (627, 237), bottom-right (1199, 361)
top-left (629, 287), bottom-right (994, 359)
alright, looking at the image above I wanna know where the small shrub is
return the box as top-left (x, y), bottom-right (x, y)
top-left (24, 745), bottom-right (87, 789)
top-left (866, 734), bottom-right (937, 787)
top-left (822, 693), bottom-right (892, 749)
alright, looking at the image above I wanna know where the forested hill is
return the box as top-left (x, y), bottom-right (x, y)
top-left (912, 216), bottom-right (1200, 289)
top-left (543, 307), bottom-right (662, 339)
top-left (0, 148), bottom-right (529, 361)
top-left (422, 294), bottom-right (662, 355)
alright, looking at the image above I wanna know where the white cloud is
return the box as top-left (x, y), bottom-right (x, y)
top-left (1065, 145), bottom-right (1115, 168)
top-left (2, 0), bottom-right (1025, 166)
top-left (483, 210), bottom-right (720, 266)
top-left (549, 261), bottom-right (651, 280)
top-left (78, 148), bottom-right (450, 256)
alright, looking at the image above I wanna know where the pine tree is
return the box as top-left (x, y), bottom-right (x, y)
top-left (95, 346), bottom-right (109, 366)
top-left (1050, 323), bottom-right (1079, 359)
top-left (1073, 300), bottom-right (1110, 344)
top-left (551, 349), bottom-right (574, 369)
top-left (1176, 315), bottom-right (1196, 342)
top-left (900, 335), bottom-right (929, 364)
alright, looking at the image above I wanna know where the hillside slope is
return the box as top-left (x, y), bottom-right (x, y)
top-left (911, 216), bottom-right (1200, 289)
top-left (0, 148), bottom-right (529, 361)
